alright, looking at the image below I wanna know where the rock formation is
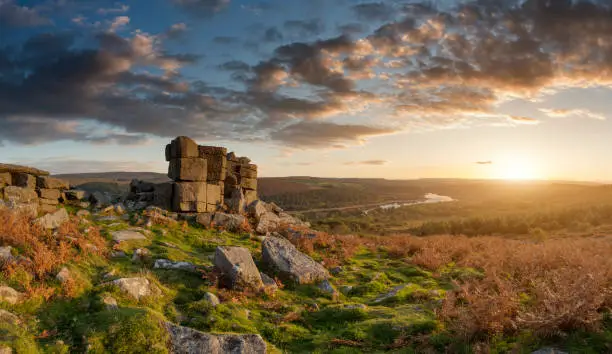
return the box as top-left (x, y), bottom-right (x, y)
top-left (0, 163), bottom-right (86, 216)
top-left (128, 136), bottom-right (259, 215)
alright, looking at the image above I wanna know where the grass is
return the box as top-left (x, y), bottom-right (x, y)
top-left (2, 204), bottom-right (612, 353)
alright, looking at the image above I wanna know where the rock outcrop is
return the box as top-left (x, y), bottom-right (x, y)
top-left (165, 322), bottom-right (266, 354)
top-left (262, 237), bottom-right (329, 284)
top-left (0, 163), bottom-right (85, 215)
top-left (112, 277), bottom-right (159, 300)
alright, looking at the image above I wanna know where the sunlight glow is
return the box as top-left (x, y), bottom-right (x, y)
top-left (495, 155), bottom-right (541, 180)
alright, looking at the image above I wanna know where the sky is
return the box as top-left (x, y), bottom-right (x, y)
top-left (2, 0), bottom-right (612, 181)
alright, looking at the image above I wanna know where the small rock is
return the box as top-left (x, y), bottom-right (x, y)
top-left (203, 292), bottom-right (220, 307)
top-left (132, 248), bottom-right (151, 262)
top-left (340, 285), bottom-right (353, 295)
top-left (260, 272), bottom-right (279, 292)
top-left (111, 230), bottom-right (146, 242)
top-left (317, 279), bottom-right (339, 298)
top-left (531, 349), bottom-right (568, 354)
top-left (35, 208), bottom-right (69, 229)
top-left (65, 190), bottom-right (86, 200)
top-left (0, 309), bottom-right (19, 325)
top-left (212, 212), bottom-right (247, 232)
top-left (330, 266), bottom-right (343, 275)
top-left (96, 215), bottom-right (119, 222)
top-left (196, 212), bottom-right (213, 227)
top-left (114, 203), bottom-right (126, 215)
top-left (112, 277), bottom-right (158, 300)
top-left (102, 296), bottom-right (118, 310)
top-left (0, 286), bottom-right (21, 304)
top-left (153, 259), bottom-right (196, 272)
top-left (111, 251), bottom-right (127, 258)
top-left (76, 209), bottom-right (90, 218)
top-left (344, 303), bottom-right (367, 310)
top-left (56, 267), bottom-right (71, 283)
top-left (372, 284), bottom-right (410, 304)
top-left (0, 246), bottom-right (12, 262)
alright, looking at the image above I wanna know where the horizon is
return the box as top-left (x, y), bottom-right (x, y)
top-left (3, 0), bottom-right (612, 181)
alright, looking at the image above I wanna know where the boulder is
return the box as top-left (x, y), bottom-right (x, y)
top-left (112, 277), bottom-right (158, 300)
top-left (261, 237), bottom-right (329, 284)
top-left (0, 309), bottom-right (19, 325)
top-left (212, 212), bottom-right (246, 232)
top-left (76, 210), bottom-right (90, 217)
top-left (35, 208), bottom-right (69, 229)
top-left (165, 322), bottom-right (266, 354)
top-left (111, 230), bottom-right (147, 242)
top-left (255, 212), bottom-right (280, 234)
top-left (168, 158), bottom-right (207, 181)
top-left (153, 259), bottom-right (197, 272)
top-left (130, 179), bottom-right (156, 193)
top-left (317, 279), bottom-right (339, 298)
top-left (102, 295), bottom-right (119, 311)
top-left (249, 200), bottom-right (268, 220)
top-left (132, 248), bottom-right (151, 262)
top-left (40, 197), bottom-right (59, 205)
top-left (225, 187), bottom-right (245, 213)
top-left (0, 285), bottom-right (21, 304)
top-left (203, 292), bottom-right (220, 307)
top-left (12, 173), bottom-right (35, 188)
top-left (36, 176), bottom-right (69, 190)
top-left (64, 190), bottom-right (86, 200)
top-left (0, 246), bottom-right (12, 262)
top-left (214, 246), bottom-right (263, 290)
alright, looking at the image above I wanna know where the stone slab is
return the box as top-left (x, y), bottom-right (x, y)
top-left (168, 158), bottom-right (207, 181)
top-left (241, 177), bottom-right (257, 191)
top-left (39, 188), bottom-right (61, 200)
top-left (36, 176), bottom-right (69, 190)
top-left (169, 136), bottom-right (199, 159)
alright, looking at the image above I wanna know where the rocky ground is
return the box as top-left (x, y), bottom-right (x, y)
top-left (0, 199), bottom-right (603, 353)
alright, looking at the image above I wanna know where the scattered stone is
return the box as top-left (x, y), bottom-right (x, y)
top-left (214, 246), bottom-right (264, 290)
top-left (262, 237), bottom-right (329, 284)
top-left (153, 259), bottom-right (197, 272)
top-left (132, 248), bottom-right (151, 262)
top-left (64, 190), bottom-right (86, 200)
top-left (165, 322), bottom-right (266, 354)
top-left (0, 309), bottom-right (19, 325)
top-left (0, 246), bottom-right (12, 262)
top-left (203, 292), bottom-right (220, 307)
top-left (112, 277), bottom-right (158, 300)
top-left (531, 349), bottom-right (568, 354)
top-left (260, 272), bottom-right (278, 292)
top-left (212, 212), bottom-right (246, 232)
top-left (344, 303), bottom-right (367, 310)
top-left (35, 208), bottom-right (69, 229)
top-left (0, 285), bottom-right (21, 304)
top-left (56, 267), bottom-right (72, 283)
top-left (330, 266), bottom-right (343, 275)
top-left (96, 215), bottom-right (119, 222)
top-left (372, 284), bottom-right (410, 304)
top-left (102, 295), bottom-right (118, 311)
top-left (111, 230), bottom-right (147, 242)
top-left (114, 203), bottom-right (126, 215)
top-left (111, 251), bottom-right (127, 258)
top-left (195, 212), bottom-right (213, 227)
top-left (76, 209), bottom-right (90, 217)
top-left (317, 279), bottom-right (339, 298)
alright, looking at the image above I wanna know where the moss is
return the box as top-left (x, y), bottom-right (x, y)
top-left (0, 319), bottom-right (40, 353)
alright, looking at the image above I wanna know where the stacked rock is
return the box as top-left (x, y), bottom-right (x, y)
top-left (166, 137), bottom-right (220, 213)
top-left (0, 163), bottom-right (84, 215)
top-left (162, 136), bottom-right (260, 215)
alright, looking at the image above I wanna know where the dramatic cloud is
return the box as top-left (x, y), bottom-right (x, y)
top-left (0, 0), bottom-right (51, 27)
top-left (540, 108), bottom-right (606, 120)
top-left (97, 4), bottom-right (129, 15)
top-left (6, 0), bottom-right (612, 150)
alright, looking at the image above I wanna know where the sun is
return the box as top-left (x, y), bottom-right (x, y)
top-left (494, 155), bottom-right (540, 180)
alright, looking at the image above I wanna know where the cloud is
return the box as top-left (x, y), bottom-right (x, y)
top-left (263, 27), bottom-right (283, 42)
top-left (171, 0), bottom-right (230, 16)
top-left (213, 36), bottom-right (239, 44)
top-left (540, 108), bottom-right (606, 120)
top-left (97, 4), bottom-right (129, 15)
top-left (166, 23), bottom-right (188, 40)
top-left (109, 16), bottom-right (130, 32)
top-left (345, 160), bottom-right (388, 166)
top-left (509, 116), bottom-right (539, 125)
top-left (352, 2), bottom-right (395, 21)
top-left (337, 23), bottom-right (368, 35)
top-left (283, 19), bottom-right (325, 37)
top-left (476, 161), bottom-right (493, 165)
top-left (0, 0), bottom-right (51, 27)
top-left (269, 121), bottom-right (396, 148)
